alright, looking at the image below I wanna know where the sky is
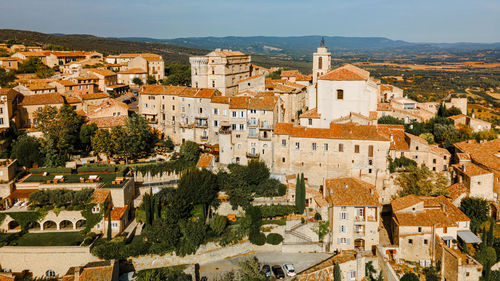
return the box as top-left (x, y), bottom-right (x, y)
top-left (1, 0), bottom-right (499, 43)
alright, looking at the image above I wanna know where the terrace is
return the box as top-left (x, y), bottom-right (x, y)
top-left (1, 232), bottom-right (88, 247)
top-left (20, 171), bottom-right (129, 189)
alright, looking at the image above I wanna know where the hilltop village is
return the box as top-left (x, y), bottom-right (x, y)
top-left (0, 41), bottom-right (498, 281)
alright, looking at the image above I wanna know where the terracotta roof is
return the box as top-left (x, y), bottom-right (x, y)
top-left (0, 274), bottom-right (15, 281)
top-left (377, 125), bottom-right (409, 151)
top-left (51, 51), bottom-right (96, 58)
top-left (71, 261), bottom-right (116, 281)
top-left (105, 206), bottom-right (128, 220)
top-left (404, 132), bottom-right (429, 145)
top-left (211, 96), bottom-right (230, 104)
top-left (139, 53), bottom-right (163, 61)
top-left (87, 98), bottom-right (128, 117)
top-left (453, 162), bottom-right (492, 178)
top-left (248, 96), bottom-right (278, 111)
top-left (325, 177), bottom-right (379, 206)
top-left (274, 122), bottom-right (390, 141)
top-left (87, 116), bottom-right (127, 128)
top-left (5, 189), bottom-right (38, 200)
top-left (118, 68), bottom-right (146, 74)
top-left (92, 189), bottom-right (110, 204)
top-left (0, 88), bottom-right (19, 99)
top-left (238, 74), bottom-right (264, 83)
top-left (196, 153), bottom-right (215, 168)
top-left (295, 74), bottom-right (312, 81)
top-left (319, 64), bottom-right (370, 81)
top-left (429, 145), bottom-right (450, 156)
top-left (81, 92), bottom-right (109, 100)
top-left (314, 196), bottom-right (329, 207)
top-left (283, 80), bottom-right (307, 89)
top-left (76, 75), bottom-right (99, 81)
top-left (456, 153), bottom-right (471, 162)
top-left (88, 68), bottom-right (116, 77)
top-left (392, 195), bottom-right (470, 227)
top-left (281, 70), bottom-right (301, 77)
top-left (65, 96), bottom-right (82, 104)
top-left (446, 183), bottom-right (468, 201)
top-left (19, 93), bottom-right (64, 106)
top-left (229, 96), bottom-right (250, 109)
top-left (448, 114), bottom-right (468, 120)
top-left (380, 84), bottom-right (393, 92)
top-left (212, 49), bottom-right (247, 57)
top-left (454, 139), bottom-right (500, 171)
top-left (377, 103), bottom-right (392, 111)
top-left (300, 108), bottom-right (321, 119)
top-left (56, 80), bottom-right (78, 87)
top-left (141, 85), bottom-right (188, 96)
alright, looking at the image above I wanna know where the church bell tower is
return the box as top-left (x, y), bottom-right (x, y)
top-left (312, 37), bottom-right (331, 84)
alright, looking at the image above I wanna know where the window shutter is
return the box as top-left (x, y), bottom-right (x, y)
top-left (339, 226), bottom-right (342, 233)
top-left (337, 238), bottom-right (341, 244)
top-left (346, 213), bottom-right (349, 220)
top-left (339, 213), bottom-right (342, 220)
top-left (346, 238), bottom-right (350, 245)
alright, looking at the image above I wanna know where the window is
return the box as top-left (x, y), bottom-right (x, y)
top-left (212, 81), bottom-right (215, 87)
top-left (433, 159), bottom-right (436, 164)
top-left (199, 108), bottom-right (203, 114)
top-left (0, 118), bottom-right (3, 125)
top-left (416, 146), bottom-right (419, 151)
top-left (368, 145), bottom-right (373, 157)
top-left (213, 108), bottom-right (219, 115)
top-left (418, 227), bottom-right (422, 232)
top-left (312, 143), bottom-right (317, 151)
top-left (232, 111), bottom-right (237, 118)
top-left (324, 143), bottom-right (328, 151)
top-left (354, 145), bottom-right (360, 153)
top-left (282, 139), bottom-right (286, 147)
top-left (341, 212), bottom-right (348, 220)
top-left (295, 142), bottom-right (300, 150)
top-left (337, 89), bottom-right (344, 100)
top-left (282, 157), bottom-right (286, 163)
top-left (318, 57), bottom-right (323, 69)
top-left (424, 239), bottom-right (428, 245)
top-left (239, 124), bottom-right (244, 130)
top-left (348, 271), bottom-right (356, 281)
top-left (408, 239), bottom-right (413, 245)
top-left (46, 270), bottom-right (56, 277)
top-left (339, 143), bottom-right (344, 152)
top-left (308, 118), bottom-right (312, 125)
top-left (339, 225), bottom-right (346, 233)
top-left (213, 120), bottom-right (218, 127)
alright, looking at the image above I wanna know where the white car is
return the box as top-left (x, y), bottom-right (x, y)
top-left (283, 264), bottom-right (296, 277)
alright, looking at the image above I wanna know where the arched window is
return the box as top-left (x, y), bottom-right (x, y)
top-left (318, 57), bottom-right (323, 69)
top-left (46, 270), bottom-right (55, 277)
top-left (337, 89), bottom-right (344, 100)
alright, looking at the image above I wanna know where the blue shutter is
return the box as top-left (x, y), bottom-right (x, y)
top-left (337, 238), bottom-right (341, 244)
top-left (346, 238), bottom-right (350, 245)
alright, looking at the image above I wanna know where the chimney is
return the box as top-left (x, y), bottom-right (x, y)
top-left (462, 164), bottom-right (466, 173)
top-left (74, 266), bottom-right (82, 281)
top-left (369, 189), bottom-right (374, 197)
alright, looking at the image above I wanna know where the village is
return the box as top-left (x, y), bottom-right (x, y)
top-left (0, 40), bottom-right (498, 281)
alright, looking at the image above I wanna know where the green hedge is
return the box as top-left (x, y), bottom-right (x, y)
top-left (77, 166), bottom-right (116, 173)
top-left (30, 167), bottom-right (72, 174)
top-left (131, 159), bottom-right (194, 177)
top-left (266, 233), bottom-right (283, 245)
top-left (117, 166), bottom-right (129, 177)
top-left (258, 205), bottom-right (296, 218)
top-left (249, 231), bottom-right (266, 246)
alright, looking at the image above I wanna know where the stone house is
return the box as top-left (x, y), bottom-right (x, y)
top-left (17, 93), bottom-right (65, 129)
top-left (448, 114), bottom-right (491, 132)
top-left (0, 89), bottom-right (19, 130)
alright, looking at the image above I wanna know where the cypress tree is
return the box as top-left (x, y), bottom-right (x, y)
top-left (487, 220), bottom-right (494, 247)
top-left (295, 174), bottom-right (301, 212)
top-left (144, 192), bottom-right (151, 226)
top-left (333, 263), bottom-right (341, 281)
top-left (107, 209), bottom-right (112, 240)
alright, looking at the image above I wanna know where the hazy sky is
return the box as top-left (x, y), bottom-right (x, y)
top-left (1, 0), bottom-right (499, 43)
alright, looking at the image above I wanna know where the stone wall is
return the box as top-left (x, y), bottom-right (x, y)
top-left (0, 246), bottom-right (99, 277)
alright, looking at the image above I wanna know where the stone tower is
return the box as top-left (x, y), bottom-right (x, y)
top-left (312, 38), bottom-right (331, 84)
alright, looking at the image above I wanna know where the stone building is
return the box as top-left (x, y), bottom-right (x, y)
top-left (190, 49), bottom-right (251, 96)
top-left (0, 89), bottom-right (19, 130)
top-left (312, 40), bottom-right (331, 84)
top-left (325, 177), bottom-right (380, 252)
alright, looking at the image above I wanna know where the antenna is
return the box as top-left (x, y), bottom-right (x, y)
top-left (321, 37), bottom-right (325, 47)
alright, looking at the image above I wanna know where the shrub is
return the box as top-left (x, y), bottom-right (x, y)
top-left (258, 205), bottom-right (296, 218)
top-left (314, 213), bottom-right (322, 221)
top-left (77, 166), bottom-right (116, 173)
top-left (266, 233), bottom-right (283, 245)
top-left (249, 231), bottom-right (266, 246)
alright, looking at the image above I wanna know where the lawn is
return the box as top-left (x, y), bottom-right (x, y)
top-left (23, 173), bottom-right (127, 188)
top-left (12, 232), bottom-right (85, 246)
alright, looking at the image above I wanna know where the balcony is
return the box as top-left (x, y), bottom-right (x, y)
top-left (259, 134), bottom-right (272, 141)
top-left (355, 216), bottom-right (365, 222)
top-left (147, 119), bottom-right (158, 124)
top-left (259, 122), bottom-right (273, 130)
top-left (247, 120), bottom-right (258, 127)
top-left (248, 133), bottom-right (258, 139)
top-left (246, 152), bottom-right (260, 158)
top-left (219, 126), bottom-right (231, 134)
top-left (195, 123), bottom-right (208, 128)
top-left (200, 135), bottom-right (209, 142)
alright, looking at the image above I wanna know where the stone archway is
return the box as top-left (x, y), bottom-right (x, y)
top-left (354, 238), bottom-right (365, 251)
top-left (27, 221), bottom-right (41, 231)
top-left (43, 221), bottom-right (57, 231)
top-left (76, 219), bottom-right (86, 229)
top-left (8, 220), bottom-right (20, 230)
top-left (59, 220), bottom-right (74, 230)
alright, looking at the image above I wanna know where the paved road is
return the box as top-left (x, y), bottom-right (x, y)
top-left (199, 251), bottom-right (332, 280)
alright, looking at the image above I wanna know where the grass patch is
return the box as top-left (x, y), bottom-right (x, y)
top-left (11, 232), bottom-right (84, 246)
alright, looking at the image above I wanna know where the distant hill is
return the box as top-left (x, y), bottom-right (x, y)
top-left (0, 29), bottom-right (208, 64)
top-left (125, 35), bottom-right (500, 59)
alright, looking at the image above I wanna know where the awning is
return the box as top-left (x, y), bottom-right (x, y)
top-left (457, 231), bottom-right (482, 244)
top-left (441, 236), bottom-right (454, 241)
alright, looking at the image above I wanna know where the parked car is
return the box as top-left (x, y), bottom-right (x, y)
top-left (271, 265), bottom-right (285, 279)
top-left (261, 264), bottom-right (272, 277)
top-left (131, 97), bottom-right (136, 102)
top-left (133, 91), bottom-right (139, 96)
top-left (283, 264), bottom-right (296, 276)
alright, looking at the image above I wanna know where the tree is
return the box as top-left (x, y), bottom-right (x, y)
top-left (312, 221), bottom-right (330, 241)
top-left (244, 161), bottom-right (269, 187)
top-left (419, 133), bottom-right (435, 144)
top-left (146, 75), bottom-right (157, 85)
top-left (487, 219), bottom-right (495, 247)
top-left (378, 115), bottom-right (404, 125)
top-left (163, 64), bottom-right (191, 86)
top-left (125, 114), bottom-right (155, 159)
top-left (423, 266), bottom-right (440, 281)
top-left (433, 124), bottom-right (460, 149)
top-left (210, 215), bottom-right (227, 236)
top-left (79, 123), bottom-right (98, 152)
top-left (10, 135), bottom-right (43, 167)
top-left (237, 258), bottom-right (267, 281)
top-left (136, 266), bottom-right (191, 281)
top-left (400, 272), bottom-right (419, 281)
top-left (144, 192), bottom-right (152, 226)
top-left (459, 197), bottom-right (489, 232)
top-left (179, 141), bottom-right (200, 163)
top-left (397, 165), bottom-right (449, 197)
top-left (91, 129), bottom-right (112, 156)
top-left (35, 104), bottom-right (84, 160)
top-left (176, 220), bottom-right (206, 256)
top-left (107, 209), bottom-right (112, 240)
top-left (365, 261), bottom-right (377, 281)
top-left (0, 67), bottom-right (16, 87)
top-left (295, 173), bottom-right (306, 214)
top-left (333, 263), bottom-right (341, 281)
top-left (132, 77), bottom-right (143, 86)
top-left (177, 168), bottom-right (219, 213)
